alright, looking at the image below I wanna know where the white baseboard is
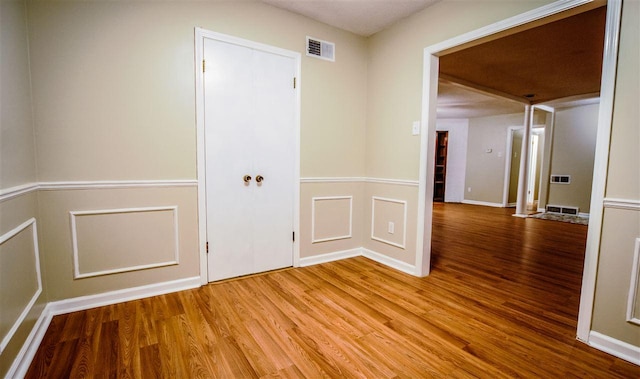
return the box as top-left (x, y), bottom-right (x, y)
top-left (461, 199), bottom-right (504, 208)
top-left (588, 331), bottom-right (640, 366)
top-left (578, 212), bottom-right (590, 218)
top-left (299, 248), bottom-right (361, 267)
top-left (361, 248), bottom-right (416, 276)
top-left (6, 276), bottom-right (201, 378)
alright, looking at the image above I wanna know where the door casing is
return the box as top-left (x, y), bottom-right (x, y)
top-left (194, 28), bottom-right (301, 284)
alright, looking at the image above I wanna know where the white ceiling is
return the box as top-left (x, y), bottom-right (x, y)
top-left (260, 0), bottom-right (440, 37)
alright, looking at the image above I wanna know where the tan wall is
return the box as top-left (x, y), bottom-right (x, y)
top-left (300, 182), bottom-right (364, 258)
top-left (365, 0), bottom-right (554, 181)
top-left (0, 1), bottom-right (45, 376)
top-left (37, 187), bottom-right (199, 301)
top-left (465, 113), bottom-right (525, 205)
top-left (546, 103), bottom-right (599, 213)
top-left (508, 129), bottom-right (523, 204)
top-left (0, 0), bottom-right (37, 189)
top-left (363, 183), bottom-right (419, 266)
top-left (592, 0), bottom-right (640, 348)
top-left (27, 0), bottom-right (367, 181)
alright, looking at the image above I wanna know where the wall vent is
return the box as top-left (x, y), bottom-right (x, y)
top-left (546, 204), bottom-right (579, 215)
top-left (306, 36), bottom-right (335, 62)
top-left (550, 174), bottom-right (571, 184)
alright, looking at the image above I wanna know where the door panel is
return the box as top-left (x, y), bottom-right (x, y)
top-left (204, 38), bottom-right (294, 281)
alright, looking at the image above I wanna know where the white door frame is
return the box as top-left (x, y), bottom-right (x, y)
top-left (194, 28), bottom-right (301, 285)
top-left (417, 0), bottom-right (622, 344)
top-left (503, 125), bottom-right (545, 208)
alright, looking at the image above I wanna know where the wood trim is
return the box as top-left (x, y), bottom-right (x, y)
top-left (69, 206), bottom-right (180, 279)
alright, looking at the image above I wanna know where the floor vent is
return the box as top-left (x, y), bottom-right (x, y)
top-left (306, 36), bottom-right (335, 62)
top-left (546, 204), bottom-right (579, 215)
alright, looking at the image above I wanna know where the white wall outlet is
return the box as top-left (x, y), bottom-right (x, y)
top-left (467, 187), bottom-right (471, 192)
top-left (412, 121), bottom-right (420, 136)
top-left (388, 221), bottom-right (395, 234)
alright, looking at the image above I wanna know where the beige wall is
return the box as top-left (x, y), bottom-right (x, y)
top-left (27, 0), bottom-right (367, 181)
top-left (547, 103), bottom-right (599, 213)
top-left (0, 0), bottom-right (37, 189)
top-left (300, 182), bottom-right (364, 258)
top-left (592, 0), bottom-right (640, 348)
top-left (0, 1), bottom-right (45, 376)
top-left (465, 112), bottom-right (526, 205)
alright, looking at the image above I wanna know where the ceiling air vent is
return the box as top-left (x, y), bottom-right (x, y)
top-left (306, 36), bottom-right (335, 62)
top-left (550, 175), bottom-right (571, 184)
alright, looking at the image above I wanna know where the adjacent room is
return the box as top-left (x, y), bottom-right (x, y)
top-left (1, 0), bottom-right (638, 377)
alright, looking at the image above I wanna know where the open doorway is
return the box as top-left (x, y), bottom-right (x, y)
top-left (417, 0), bottom-right (620, 344)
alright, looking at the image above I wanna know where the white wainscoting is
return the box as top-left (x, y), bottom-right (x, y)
top-left (371, 196), bottom-right (407, 249)
top-left (70, 206), bottom-right (180, 279)
top-left (0, 180), bottom-right (197, 203)
top-left (0, 218), bottom-right (42, 354)
top-left (588, 331), bottom-right (640, 366)
top-left (311, 196), bottom-right (353, 243)
top-left (626, 238), bottom-right (640, 326)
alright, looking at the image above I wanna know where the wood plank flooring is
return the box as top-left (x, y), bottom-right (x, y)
top-left (26, 203), bottom-right (640, 378)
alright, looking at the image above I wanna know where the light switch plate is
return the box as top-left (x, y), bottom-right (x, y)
top-left (412, 121), bottom-right (420, 135)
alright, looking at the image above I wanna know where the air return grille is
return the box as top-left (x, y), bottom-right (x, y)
top-left (550, 175), bottom-right (571, 184)
top-left (546, 204), bottom-right (579, 215)
top-left (306, 36), bottom-right (335, 62)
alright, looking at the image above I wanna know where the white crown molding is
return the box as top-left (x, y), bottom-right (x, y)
top-left (69, 206), bottom-right (180, 279)
top-left (603, 198), bottom-right (640, 211)
top-left (0, 218), bottom-right (42, 354)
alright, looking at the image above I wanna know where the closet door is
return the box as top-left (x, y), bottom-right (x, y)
top-left (204, 37), bottom-right (295, 282)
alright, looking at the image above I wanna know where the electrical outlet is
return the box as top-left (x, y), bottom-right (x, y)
top-left (467, 187), bottom-right (471, 193)
top-left (388, 222), bottom-right (395, 234)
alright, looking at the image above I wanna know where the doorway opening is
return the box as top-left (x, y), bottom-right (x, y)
top-left (417, 0), bottom-right (621, 344)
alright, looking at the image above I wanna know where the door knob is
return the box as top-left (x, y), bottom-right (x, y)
top-left (256, 175), bottom-right (264, 183)
top-left (243, 175), bottom-right (252, 183)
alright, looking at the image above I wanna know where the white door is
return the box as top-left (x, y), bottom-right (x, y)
top-left (203, 37), bottom-right (296, 282)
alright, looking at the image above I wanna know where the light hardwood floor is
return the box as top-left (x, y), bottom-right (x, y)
top-left (26, 203), bottom-right (640, 378)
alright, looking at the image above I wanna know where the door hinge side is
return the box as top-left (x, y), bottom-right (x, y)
top-left (293, 77), bottom-right (296, 89)
top-left (202, 59), bottom-right (206, 73)
top-left (292, 231), bottom-right (295, 242)
top-left (206, 241), bottom-right (209, 253)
